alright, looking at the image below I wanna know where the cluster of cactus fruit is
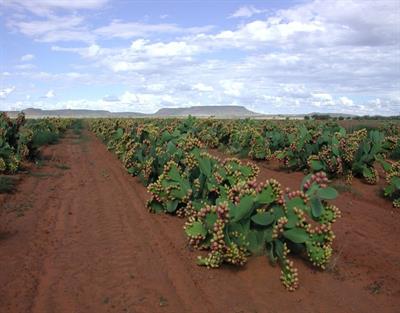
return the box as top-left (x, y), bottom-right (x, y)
top-left (90, 118), bottom-right (344, 291)
top-left (0, 113), bottom-right (25, 173)
top-left (274, 126), bottom-right (392, 185)
top-left (306, 128), bottom-right (384, 184)
top-left (275, 125), bottom-right (322, 170)
top-left (378, 160), bottom-right (400, 208)
top-left (227, 126), bottom-right (271, 160)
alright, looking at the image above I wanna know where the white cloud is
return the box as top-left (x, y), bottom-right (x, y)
top-left (15, 63), bottom-right (36, 70)
top-left (206, 19), bottom-right (325, 48)
top-left (311, 93), bottom-right (335, 107)
top-left (8, 15), bottom-right (84, 35)
top-left (94, 20), bottom-right (213, 39)
top-left (127, 39), bottom-right (199, 57)
top-left (312, 93), bottom-right (333, 102)
top-left (86, 44), bottom-right (101, 57)
top-left (108, 61), bottom-right (148, 72)
top-left (0, 87), bottom-right (16, 99)
top-left (195, 0), bottom-right (399, 50)
top-left (192, 83), bottom-right (214, 92)
top-left (280, 84), bottom-right (310, 98)
top-left (39, 30), bottom-right (95, 43)
top-left (220, 80), bottom-right (243, 97)
top-left (7, 15), bottom-right (213, 43)
top-left (64, 72), bottom-right (89, 79)
top-left (21, 54), bottom-right (34, 61)
top-left (142, 41), bottom-right (199, 57)
top-left (102, 95), bottom-right (119, 102)
top-left (44, 90), bottom-right (55, 98)
top-left (146, 84), bottom-right (165, 92)
top-left (114, 91), bottom-right (176, 113)
top-left (2, 0), bottom-right (109, 16)
top-left (229, 5), bottom-right (267, 19)
top-left (119, 91), bottom-right (138, 103)
top-left (338, 96), bottom-right (355, 107)
top-left (95, 21), bottom-right (179, 39)
top-left (14, 70), bottom-right (91, 83)
top-left (7, 15), bottom-right (95, 43)
top-left (51, 44), bottom-right (101, 57)
top-left (53, 39), bottom-right (200, 73)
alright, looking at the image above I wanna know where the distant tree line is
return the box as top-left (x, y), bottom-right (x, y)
top-left (305, 114), bottom-right (400, 121)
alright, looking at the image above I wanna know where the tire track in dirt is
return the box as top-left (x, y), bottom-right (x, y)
top-left (27, 132), bottom-right (217, 313)
top-left (99, 140), bottom-right (262, 312)
top-left (0, 138), bottom-right (72, 312)
top-left (97, 152), bottom-right (218, 312)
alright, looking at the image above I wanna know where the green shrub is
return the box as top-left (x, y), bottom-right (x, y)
top-left (32, 131), bottom-right (59, 148)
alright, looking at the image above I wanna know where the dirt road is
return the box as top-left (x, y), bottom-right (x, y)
top-left (1, 131), bottom-right (399, 313)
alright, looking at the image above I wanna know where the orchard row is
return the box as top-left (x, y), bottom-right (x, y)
top-left (90, 117), bottom-right (343, 291)
top-left (92, 117), bottom-right (399, 207)
top-left (0, 112), bottom-right (72, 174)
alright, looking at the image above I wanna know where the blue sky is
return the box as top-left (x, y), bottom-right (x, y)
top-left (0, 0), bottom-right (399, 115)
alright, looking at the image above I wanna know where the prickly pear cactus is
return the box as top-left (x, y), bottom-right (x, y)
top-left (184, 171), bottom-right (340, 291)
top-left (381, 161), bottom-right (400, 207)
top-left (89, 117), bottom-right (344, 291)
top-left (0, 112), bottom-right (71, 173)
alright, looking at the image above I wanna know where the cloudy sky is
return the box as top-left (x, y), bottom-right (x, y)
top-left (0, 0), bottom-right (399, 115)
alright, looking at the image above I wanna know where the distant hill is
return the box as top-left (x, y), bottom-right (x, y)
top-left (3, 106), bottom-right (261, 118)
top-left (154, 105), bottom-right (260, 117)
top-left (2, 106), bottom-right (360, 119)
top-left (5, 108), bottom-right (146, 118)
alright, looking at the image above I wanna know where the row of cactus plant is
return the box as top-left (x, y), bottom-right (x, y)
top-left (188, 118), bottom-right (399, 187)
top-left (90, 117), bottom-right (342, 291)
top-left (305, 129), bottom-right (391, 184)
top-left (91, 116), bottom-right (399, 205)
top-left (0, 112), bottom-right (72, 174)
top-left (199, 119), bottom-right (400, 206)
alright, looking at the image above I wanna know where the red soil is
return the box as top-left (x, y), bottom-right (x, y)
top-left (1, 131), bottom-right (399, 313)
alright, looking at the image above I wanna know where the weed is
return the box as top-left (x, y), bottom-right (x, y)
top-left (159, 296), bottom-right (168, 307)
top-left (366, 280), bottom-right (384, 295)
top-left (29, 172), bottom-right (61, 178)
top-left (331, 181), bottom-right (361, 197)
top-left (35, 159), bottom-right (45, 168)
top-left (32, 131), bottom-right (59, 147)
top-left (71, 119), bottom-right (84, 135)
top-left (100, 169), bottom-right (109, 178)
top-left (54, 163), bottom-right (70, 170)
top-left (72, 134), bottom-right (89, 145)
top-left (0, 176), bottom-right (18, 193)
top-left (2, 202), bottom-right (32, 216)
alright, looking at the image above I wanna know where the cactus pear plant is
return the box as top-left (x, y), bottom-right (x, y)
top-left (87, 117), bottom-right (399, 290)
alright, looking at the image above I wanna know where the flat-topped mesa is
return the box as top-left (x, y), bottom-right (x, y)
top-left (154, 105), bottom-right (260, 117)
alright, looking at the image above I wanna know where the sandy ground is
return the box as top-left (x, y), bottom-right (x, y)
top-left (0, 130), bottom-right (399, 313)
